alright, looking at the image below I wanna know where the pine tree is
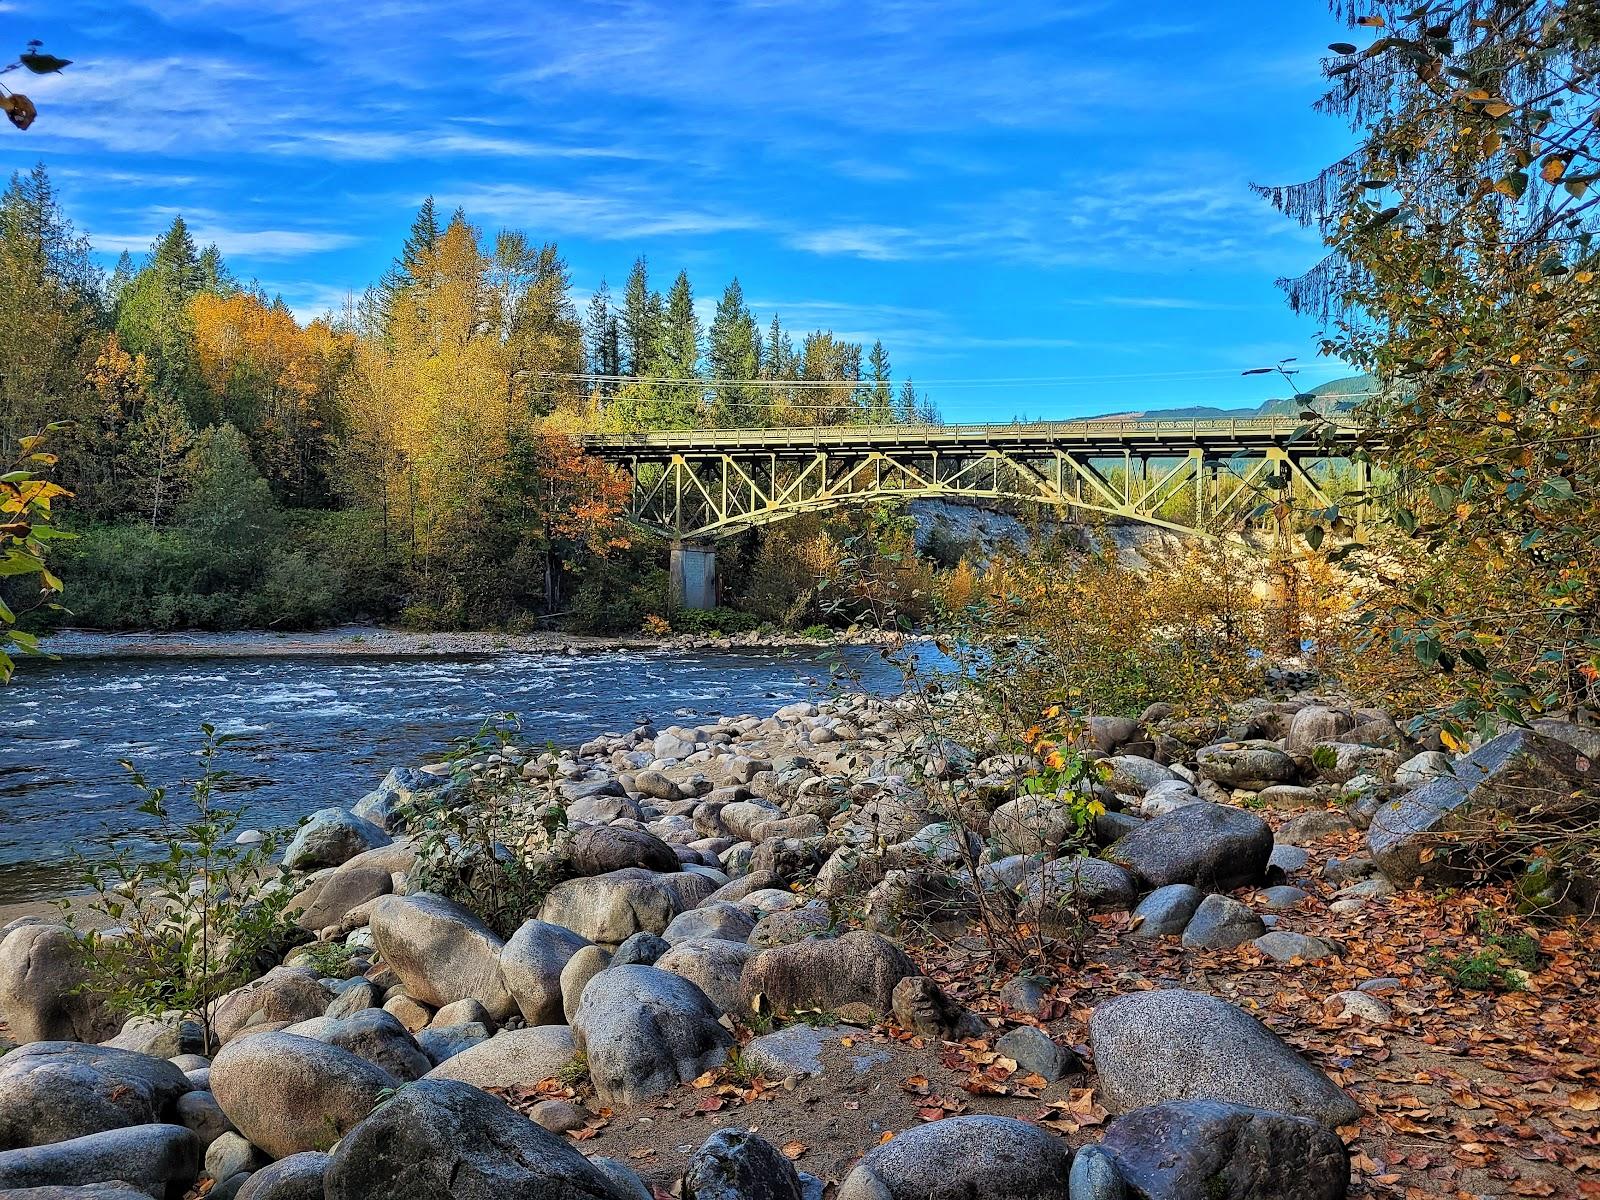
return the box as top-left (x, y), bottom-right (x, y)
top-left (620, 256), bottom-right (661, 377)
top-left (584, 280), bottom-right (622, 396)
top-left (114, 216), bottom-right (209, 421)
top-left (0, 164), bottom-right (103, 457)
top-left (363, 198), bottom-right (442, 338)
top-left (896, 378), bottom-right (918, 423)
top-left (650, 269), bottom-right (701, 396)
top-left (197, 244), bottom-right (234, 295)
top-left (866, 339), bottom-right (893, 422)
top-left (707, 278), bottom-right (761, 426)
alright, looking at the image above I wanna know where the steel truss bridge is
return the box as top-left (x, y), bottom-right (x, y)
top-left (579, 417), bottom-right (1365, 543)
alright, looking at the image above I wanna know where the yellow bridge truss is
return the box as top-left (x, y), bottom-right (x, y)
top-left (580, 417), bottom-right (1364, 542)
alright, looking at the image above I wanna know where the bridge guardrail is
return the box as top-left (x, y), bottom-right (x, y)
top-left (578, 416), bottom-right (1362, 453)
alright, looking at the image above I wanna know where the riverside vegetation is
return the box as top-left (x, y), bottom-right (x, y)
top-left (2, 4), bottom-right (1599, 1199)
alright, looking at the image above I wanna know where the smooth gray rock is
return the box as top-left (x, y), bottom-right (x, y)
top-left (836, 1115), bottom-right (1071, 1200)
top-left (104, 1014), bottom-right (206, 1060)
top-left (1068, 1144), bottom-right (1127, 1199)
top-left (559, 945), bottom-right (614, 1023)
top-left (0, 1123), bottom-right (200, 1198)
top-left (500, 919), bottom-right (591, 1026)
top-left (323, 1078), bottom-right (620, 1200)
top-left (1107, 756), bottom-right (1178, 796)
top-left (173, 1088), bottom-right (233, 1148)
top-left (369, 892), bottom-right (514, 1020)
top-left (994, 1024), bottom-right (1080, 1081)
top-left (655, 938), bottom-right (756, 1014)
top-left (1276, 810), bottom-right (1356, 845)
top-left (282, 808), bottom-right (391, 872)
top-left (1098, 1099), bottom-right (1348, 1199)
top-left (295, 863), bottom-right (392, 932)
top-left (281, 1008), bottom-right (432, 1080)
top-left (0, 924), bottom-right (116, 1046)
top-left (1107, 803), bottom-right (1272, 891)
top-left (204, 1132), bottom-right (268, 1185)
top-left (1267, 845), bottom-right (1310, 875)
top-left (1181, 895), bottom-right (1267, 949)
top-left (0, 1184), bottom-right (155, 1199)
top-left (740, 930), bottom-right (915, 1018)
top-left (1019, 856), bottom-right (1137, 921)
top-left (571, 824), bottom-right (681, 875)
top-left (1255, 885), bottom-right (1308, 910)
top-left (415, 1020), bottom-right (494, 1065)
top-left (662, 902), bottom-right (757, 946)
top-left (538, 868), bottom-right (690, 946)
top-left (0, 1041), bottom-right (193, 1150)
top-left (1368, 729), bottom-right (1598, 884)
top-left (324, 981), bottom-right (380, 1019)
top-left (235, 1152), bottom-right (329, 1200)
top-left (748, 902), bottom-right (832, 949)
top-left (1128, 883), bottom-right (1204, 938)
top-left (571, 965), bottom-right (733, 1106)
top-left (1196, 743), bottom-right (1299, 789)
top-left (1254, 932), bottom-right (1340, 962)
top-left (422, 1026), bottom-right (576, 1090)
top-left (989, 795), bottom-right (1080, 857)
top-left (210, 1032), bottom-right (397, 1159)
top-left (589, 1156), bottom-right (654, 1200)
top-left (684, 1128), bottom-right (803, 1200)
top-left (211, 968), bottom-right (331, 1045)
top-left (612, 931), bottom-right (670, 966)
top-left (1089, 989), bottom-right (1360, 1128)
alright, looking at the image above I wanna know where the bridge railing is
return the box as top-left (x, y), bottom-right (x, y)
top-left (578, 416), bottom-right (1360, 453)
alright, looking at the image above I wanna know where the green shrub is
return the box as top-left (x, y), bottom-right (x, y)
top-left (402, 715), bottom-right (574, 937)
top-left (60, 725), bottom-right (296, 1050)
top-left (670, 606), bottom-right (761, 636)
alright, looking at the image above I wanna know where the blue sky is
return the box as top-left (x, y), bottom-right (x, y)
top-left (4, 1), bottom-right (1361, 422)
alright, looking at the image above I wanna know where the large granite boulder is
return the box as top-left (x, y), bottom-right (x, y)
top-left (662, 902), bottom-right (757, 946)
top-left (988, 795), bottom-right (1081, 857)
top-left (0, 924), bottom-right (116, 1045)
top-left (538, 868), bottom-right (690, 946)
top-left (211, 967), bottom-right (331, 1045)
top-left (1196, 743), bottom-right (1299, 789)
top-left (1368, 729), bottom-right (1598, 885)
top-left (323, 1078), bottom-right (622, 1200)
top-left (0, 1042), bottom-right (193, 1149)
top-left (210, 1032), bottom-right (398, 1159)
top-left (1017, 856), bottom-right (1137, 922)
top-left (500, 919), bottom-right (591, 1025)
top-left (282, 808), bottom-right (391, 872)
top-left (1098, 1099), bottom-right (1348, 1200)
top-left (571, 966), bottom-right (733, 1106)
top-left (1106, 803), bottom-right (1272, 891)
top-left (369, 892), bottom-right (515, 1020)
top-left (740, 931), bottom-right (915, 1018)
top-left (1089, 989), bottom-right (1359, 1128)
top-left (423, 1026), bottom-right (577, 1090)
top-left (0, 1124), bottom-right (200, 1198)
top-left (655, 938), bottom-right (757, 1014)
top-left (835, 1115), bottom-right (1071, 1200)
top-left (571, 825), bottom-right (680, 876)
top-left (280, 1009), bottom-right (432, 1080)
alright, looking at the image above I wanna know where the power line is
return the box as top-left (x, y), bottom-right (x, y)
top-left (542, 365), bottom-right (1361, 390)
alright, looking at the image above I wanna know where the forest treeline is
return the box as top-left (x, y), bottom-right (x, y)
top-left (0, 167), bottom-right (938, 631)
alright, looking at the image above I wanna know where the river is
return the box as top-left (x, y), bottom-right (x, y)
top-left (1, 631), bottom-right (916, 906)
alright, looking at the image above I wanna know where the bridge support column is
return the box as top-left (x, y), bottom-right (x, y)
top-left (670, 541), bottom-right (719, 610)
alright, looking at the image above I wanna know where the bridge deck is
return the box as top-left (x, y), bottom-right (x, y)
top-left (580, 416), bottom-right (1360, 458)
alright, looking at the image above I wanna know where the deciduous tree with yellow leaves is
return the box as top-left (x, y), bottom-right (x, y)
top-left (1259, 0), bottom-right (1600, 737)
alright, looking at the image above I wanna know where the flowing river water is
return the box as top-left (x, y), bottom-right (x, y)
top-left (1, 631), bottom-right (915, 906)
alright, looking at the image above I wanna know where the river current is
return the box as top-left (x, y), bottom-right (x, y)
top-left (1, 634), bottom-right (912, 905)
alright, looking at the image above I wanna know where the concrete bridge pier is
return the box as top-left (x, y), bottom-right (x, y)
top-left (670, 541), bottom-right (719, 610)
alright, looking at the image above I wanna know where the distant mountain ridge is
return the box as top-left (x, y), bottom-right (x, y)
top-left (1083, 374), bottom-right (1375, 421)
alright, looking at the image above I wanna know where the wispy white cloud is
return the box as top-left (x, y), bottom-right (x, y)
top-left (93, 226), bottom-right (358, 259)
top-left (433, 182), bottom-right (767, 240)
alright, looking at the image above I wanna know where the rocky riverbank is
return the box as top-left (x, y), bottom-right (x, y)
top-left (0, 688), bottom-right (1596, 1198)
top-left (38, 624), bottom-right (901, 660)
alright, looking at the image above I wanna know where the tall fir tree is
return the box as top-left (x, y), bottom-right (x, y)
top-left (113, 216), bottom-right (210, 422)
top-left (620, 256), bottom-right (661, 377)
top-left (584, 280), bottom-right (622, 396)
top-left (707, 278), bottom-right (761, 426)
top-left (363, 197), bottom-right (442, 338)
top-left (0, 163), bottom-right (103, 456)
top-left (865, 339), bottom-right (893, 421)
